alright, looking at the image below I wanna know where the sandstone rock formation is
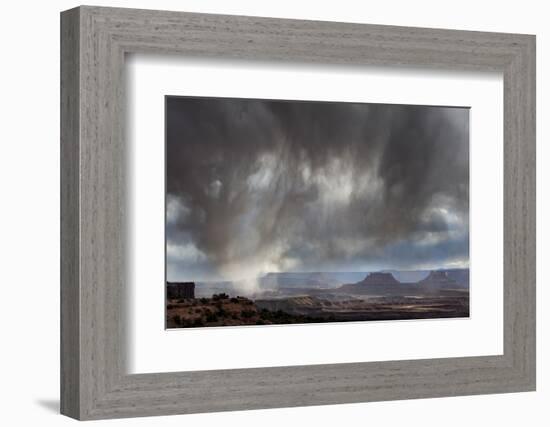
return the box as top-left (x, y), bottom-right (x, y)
top-left (359, 272), bottom-right (400, 286)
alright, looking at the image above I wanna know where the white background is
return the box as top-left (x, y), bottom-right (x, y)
top-left (0, 1), bottom-right (547, 426)
top-left (128, 57), bottom-right (503, 373)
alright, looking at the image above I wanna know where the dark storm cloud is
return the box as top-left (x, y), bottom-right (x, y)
top-left (165, 96), bottom-right (469, 281)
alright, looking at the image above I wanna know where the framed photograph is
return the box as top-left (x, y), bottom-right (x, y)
top-left (164, 96), bottom-right (471, 329)
top-left (61, 6), bottom-right (536, 420)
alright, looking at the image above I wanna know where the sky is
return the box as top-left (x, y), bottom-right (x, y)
top-left (165, 96), bottom-right (469, 282)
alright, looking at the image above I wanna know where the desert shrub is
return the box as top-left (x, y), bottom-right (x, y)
top-left (206, 313), bottom-right (219, 323)
top-left (212, 293), bottom-right (229, 301)
top-left (182, 318), bottom-right (195, 327)
top-left (167, 304), bottom-right (177, 310)
top-left (256, 320), bottom-right (266, 325)
top-left (195, 308), bottom-right (202, 314)
top-left (268, 309), bottom-right (285, 320)
top-left (241, 309), bottom-right (256, 319)
top-left (277, 314), bottom-right (293, 324)
top-left (200, 297), bottom-right (209, 304)
top-left (230, 297), bottom-right (239, 304)
top-left (172, 314), bottom-right (182, 326)
top-left (261, 309), bottom-right (297, 324)
top-left (193, 317), bottom-right (204, 327)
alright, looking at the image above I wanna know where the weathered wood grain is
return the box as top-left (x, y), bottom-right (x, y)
top-left (60, 7), bottom-right (80, 419)
top-left (60, 5), bottom-right (536, 420)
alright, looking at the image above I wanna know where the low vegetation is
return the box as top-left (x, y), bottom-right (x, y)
top-left (166, 293), bottom-right (469, 328)
top-left (166, 294), bottom-right (329, 328)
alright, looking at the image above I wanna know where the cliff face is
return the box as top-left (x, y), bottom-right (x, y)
top-left (419, 271), bottom-right (458, 286)
top-left (166, 282), bottom-right (195, 299)
top-left (337, 269), bottom-right (469, 296)
top-left (444, 269), bottom-right (470, 287)
top-left (359, 272), bottom-right (400, 286)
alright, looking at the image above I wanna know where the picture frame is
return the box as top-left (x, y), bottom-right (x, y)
top-left (60, 5), bottom-right (536, 420)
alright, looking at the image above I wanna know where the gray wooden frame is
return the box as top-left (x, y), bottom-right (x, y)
top-left (60, 5), bottom-right (536, 420)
